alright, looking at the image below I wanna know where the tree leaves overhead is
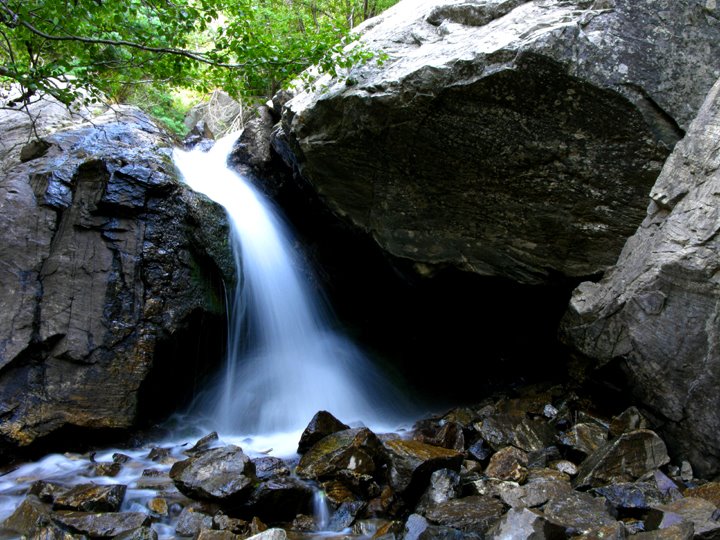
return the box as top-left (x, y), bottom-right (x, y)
top-left (0, 0), bottom-right (398, 108)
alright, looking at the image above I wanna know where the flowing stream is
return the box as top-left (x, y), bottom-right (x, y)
top-left (173, 134), bottom-right (409, 452)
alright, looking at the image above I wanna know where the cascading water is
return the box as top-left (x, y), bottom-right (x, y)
top-left (173, 134), bottom-right (408, 446)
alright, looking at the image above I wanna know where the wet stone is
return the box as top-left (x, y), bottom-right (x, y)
top-left (296, 428), bottom-right (386, 481)
top-left (113, 453), bottom-right (131, 464)
top-left (185, 432), bottom-right (220, 455)
top-left (29, 481), bottom-right (69, 504)
top-left (647, 497), bottom-right (720, 538)
top-left (442, 407), bottom-right (480, 427)
top-left (609, 407), bottom-right (649, 439)
top-left (559, 422), bottom-right (608, 457)
top-left (52, 511), bottom-right (150, 538)
top-left (485, 446), bottom-right (529, 483)
top-left (297, 411), bottom-right (350, 454)
top-left (574, 430), bottom-right (670, 488)
top-left (175, 507), bottom-right (213, 536)
top-left (53, 483), bottom-right (126, 512)
top-left (23, 524), bottom-right (80, 540)
top-left (527, 446), bottom-right (561, 469)
top-left (416, 468), bottom-right (461, 512)
top-left (592, 482), bottom-right (665, 511)
top-left (384, 439), bottom-right (463, 496)
top-left (543, 491), bottom-right (618, 532)
top-left (1, 495), bottom-right (52, 536)
top-left (146, 447), bottom-right (174, 464)
top-left (327, 500), bottom-right (365, 532)
top-left (213, 513), bottom-right (249, 534)
top-left (467, 439), bottom-right (493, 462)
top-left (424, 496), bottom-right (505, 533)
top-left (489, 507), bottom-right (566, 539)
top-left (684, 482), bottom-right (720, 507)
top-left (321, 479), bottom-right (357, 504)
top-left (253, 456), bottom-right (290, 481)
top-left (246, 529), bottom-right (286, 540)
top-left (415, 422), bottom-right (465, 452)
top-left (475, 414), bottom-right (555, 452)
top-left (633, 522), bottom-right (695, 540)
top-left (243, 476), bottom-right (313, 522)
top-left (147, 497), bottom-right (168, 516)
top-left (169, 445), bottom-right (256, 502)
top-left (197, 531), bottom-right (239, 540)
top-left (498, 471), bottom-right (572, 509)
top-left (290, 514), bottom-right (316, 532)
top-left (114, 526), bottom-right (159, 540)
top-left (90, 462), bottom-right (122, 477)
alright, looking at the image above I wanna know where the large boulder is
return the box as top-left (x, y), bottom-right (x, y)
top-left (560, 78), bottom-right (720, 476)
top-left (0, 100), bottom-right (233, 451)
top-left (280, 0), bottom-right (720, 284)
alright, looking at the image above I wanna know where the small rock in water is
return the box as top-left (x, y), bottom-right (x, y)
top-left (253, 456), bottom-right (290, 480)
top-left (1, 495), bottom-right (52, 537)
top-left (29, 481), bottom-right (69, 504)
top-left (146, 497), bottom-right (168, 516)
top-left (52, 511), bottom-right (150, 537)
top-left (53, 483), bottom-right (126, 512)
top-left (147, 447), bottom-right (175, 464)
top-left (114, 526), bottom-right (159, 540)
top-left (297, 411), bottom-right (350, 454)
top-left (175, 506), bottom-right (213, 536)
top-left (185, 432), bottom-right (220, 455)
top-left (242, 477), bottom-right (313, 522)
top-left (90, 462), bottom-right (123, 477)
top-left (213, 513), bottom-right (249, 534)
top-left (169, 445), bottom-right (257, 502)
top-left (113, 453), bottom-right (131, 464)
top-left (327, 500), bottom-right (365, 532)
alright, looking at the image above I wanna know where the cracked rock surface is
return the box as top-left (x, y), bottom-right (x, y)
top-left (281, 0), bottom-right (720, 284)
top-left (0, 100), bottom-right (233, 449)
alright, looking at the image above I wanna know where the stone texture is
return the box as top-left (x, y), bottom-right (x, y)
top-left (574, 430), bottom-right (670, 488)
top-left (297, 410), bottom-right (350, 454)
top-left (52, 511), bottom-right (150, 537)
top-left (485, 446), bottom-right (529, 483)
top-left (169, 445), bottom-right (257, 502)
top-left (281, 0), bottom-right (720, 285)
top-left (242, 477), bottom-right (313, 522)
top-left (561, 78), bottom-right (720, 477)
top-left (543, 491), bottom-right (618, 533)
top-left (685, 482), bottom-right (720, 508)
top-left (647, 498), bottom-right (720, 539)
top-left (592, 482), bottom-right (665, 511)
top-left (633, 522), bottom-right (695, 540)
top-left (53, 483), bottom-right (126, 512)
top-left (384, 438), bottom-right (464, 496)
top-left (488, 507), bottom-right (565, 539)
top-left (475, 414), bottom-right (555, 453)
top-left (0, 102), bottom-right (232, 450)
top-left (424, 495), bottom-right (504, 534)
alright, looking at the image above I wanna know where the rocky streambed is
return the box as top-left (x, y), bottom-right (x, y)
top-left (2, 384), bottom-right (718, 539)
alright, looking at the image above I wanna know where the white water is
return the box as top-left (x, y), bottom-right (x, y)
top-left (173, 135), bottom-right (409, 443)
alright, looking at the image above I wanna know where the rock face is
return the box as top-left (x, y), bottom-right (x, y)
top-left (281, 0), bottom-right (720, 284)
top-left (0, 101), bottom-right (232, 450)
top-left (561, 78), bottom-right (720, 477)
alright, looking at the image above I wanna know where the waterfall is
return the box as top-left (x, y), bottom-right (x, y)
top-left (173, 135), bottom-right (407, 441)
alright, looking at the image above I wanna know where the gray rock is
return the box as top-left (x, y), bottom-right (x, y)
top-left (424, 496), bottom-right (504, 534)
top-left (242, 476), bottom-right (313, 522)
top-left (327, 500), bottom-right (365, 532)
top-left (252, 456), bottom-right (290, 480)
top-left (475, 414), bottom-right (555, 453)
top-left (245, 529), bottom-right (287, 540)
top-left (543, 491), bottom-right (618, 533)
top-left (559, 423), bottom-right (608, 457)
top-left (53, 483), bottom-right (126, 512)
top-left (488, 507), bottom-right (565, 539)
top-left (0, 102), bottom-right (232, 450)
top-left (498, 471), bottom-right (571, 509)
top-left (416, 469), bottom-right (461, 512)
top-left (52, 511), bottom-right (150, 538)
top-left (113, 527), bottom-right (158, 540)
top-left (592, 482), bottom-right (665, 511)
top-left (169, 445), bottom-right (257, 502)
top-left (574, 430), bottom-right (670, 488)
top-left (281, 0), bottom-right (720, 284)
top-left (384, 438), bottom-right (464, 496)
top-left (561, 77), bottom-right (720, 477)
top-left (175, 506), bottom-right (213, 536)
top-left (647, 498), bottom-right (720, 539)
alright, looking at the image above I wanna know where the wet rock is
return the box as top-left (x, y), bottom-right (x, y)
top-left (485, 446), bottom-right (529, 483)
top-left (1, 495), bottom-right (52, 536)
top-left (415, 422), bottom-right (465, 452)
top-left (29, 481), bottom-right (69, 504)
top-left (384, 439), bottom-right (463, 496)
top-left (416, 469), bottom-right (461, 512)
top-left (147, 497), bottom-right (168, 516)
top-left (113, 453), bottom-right (131, 464)
top-left (404, 513), bottom-right (431, 540)
top-left (321, 479), bottom-right (357, 504)
top-left (633, 522), bottom-right (695, 540)
top-left (559, 423), bottom-right (608, 457)
top-left (467, 439), bottom-right (493, 462)
top-left (213, 513), bottom-right (249, 534)
top-left (114, 527), bottom-right (158, 540)
top-left (0, 104), bottom-right (232, 450)
top-left (53, 483), bottom-right (126, 512)
top-left (175, 507), bottom-right (213, 536)
top-left (476, 415), bottom-right (555, 452)
top-left (654, 471), bottom-right (684, 501)
top-left (424, 496), bottom-right (504, 534)
top-left (574, 430), bottom-right (670, 488)
top-left (296, 428), bottom-right (386, 481)
top-left (246, 529), bottom-right (286, 540)
top-left (442, 408), bottom-right (480, 428)
top-left (498, 471), bottom-right (572, 509)
top-left (52, 511), bottom-right (150, 537)
top-left (197, 531), bottom-right (239, 540)
top-left (291, 514), bottom-right (316, 532)
top-left (327, 500), bottom-right (365, 532)
top-left (90, 462), bottom-right (122, 477)
top-left (24, 525), bottom-right (82, 540)
top-left (242, 477), bottom-right (313, 522)
top-left (593, 482), bottom-right (665, 512)
top-left (488, 507), bottom-right (566, 539)
top-left (684, 482), bottom-right (720, 508)
top-left (169, 445), bottom-right (256, 502)
top-left (297, 411), bottom-right (350, 454)
top-left (561, 78), bottom-right (720, 478)
top-left (253, 456), bottom-right (290, 480)
top-left (543, 491), bottom-right (618, 533)
top-left (647, 498), bottom-right (720, 538)
top-left (527, 447), bottom-right (562, 470)
top-left (185, 432), bottom-right (220, 455)
top-left (609, 408), bottom-right (650, 439)
top-left (147, 447), bottom-right (173, 464)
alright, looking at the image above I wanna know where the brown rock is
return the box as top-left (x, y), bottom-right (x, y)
top-left (0, 495), bottom-right (52, 536)
top-left (175, 507), bottom-right (213, 537)
top-left (684, 482), bottom-right (720, 508)
top-left (543, 491), bottom-right (618, 533)
top-left (297, 411), bottom-right (350, 454)
top-left (52, 511), bottom-right (150, 537)
top-left (574, 430), bottom-right (670, 488)
top-left (53, 483), bottom-right (126, 512)
top-left (609, 407), bottom-right (649, 439)
top-left (424, 496), bottom-right (504, 533)
top-left (147, 497), bottom-right (168, 516)
top-left (476, 414), bottom-right (555, 452)
top-left (633, 522), bottom-right (695, 540)
top-left (485, 446), bottom-right (529, 483)
top-left (560, 422), bottom-right (608, 457)
top-left (384, 439), bottom-right (463, 495)
top-left (296, 428), bottom-right (386, 481)
top-left (647, 497), bottom-right (720, 538)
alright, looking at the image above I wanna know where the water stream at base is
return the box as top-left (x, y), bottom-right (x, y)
top-left (0, 135), bottom-right (413, 537)
top-left (173, 134), bottom-right (410, 443)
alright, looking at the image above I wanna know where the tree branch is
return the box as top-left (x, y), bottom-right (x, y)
top-left (0, 2), bottom-right (246, 69)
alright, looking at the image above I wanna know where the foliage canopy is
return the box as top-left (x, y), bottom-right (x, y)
top-left (0, 0), bottom-right (397, 116)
